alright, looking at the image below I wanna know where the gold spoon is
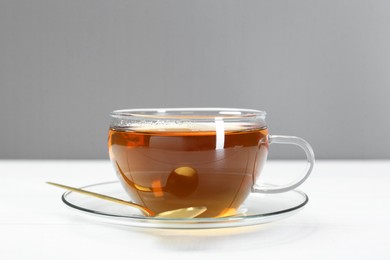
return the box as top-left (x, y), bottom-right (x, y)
top-left (47, 182), bottom-right (207, 218)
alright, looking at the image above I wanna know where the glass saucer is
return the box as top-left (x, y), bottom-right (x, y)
top-left (61, 181), bottom-right (308, 229)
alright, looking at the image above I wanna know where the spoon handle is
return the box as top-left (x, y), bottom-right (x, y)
top-left (46, 182), bottom-right (154, 217)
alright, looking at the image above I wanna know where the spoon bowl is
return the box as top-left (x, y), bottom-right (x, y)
top-left (47, 182), bottom-right (207, 218)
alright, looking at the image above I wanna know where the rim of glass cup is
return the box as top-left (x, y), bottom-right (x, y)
top-left (109, 108), bottom-right (267, 120)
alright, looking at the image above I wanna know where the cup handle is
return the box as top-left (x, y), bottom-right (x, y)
top-left (252, 135), bottom-right (315, 193)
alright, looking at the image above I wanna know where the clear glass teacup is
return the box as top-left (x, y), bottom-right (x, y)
top-left (108, 108), bottom-right (314, 218)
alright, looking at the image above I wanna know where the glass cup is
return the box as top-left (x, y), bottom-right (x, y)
top-left (108, 108), bottom-right (314, 218)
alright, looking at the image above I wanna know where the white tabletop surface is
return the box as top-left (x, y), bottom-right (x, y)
top-left (1, 160), bottom-right (389, 259)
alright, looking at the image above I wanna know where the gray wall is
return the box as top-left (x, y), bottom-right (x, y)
top-left (1, 0), bottom-right (389, 160)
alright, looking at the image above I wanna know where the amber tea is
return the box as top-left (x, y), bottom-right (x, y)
top-left (108, 128), bottom-right (269, 217)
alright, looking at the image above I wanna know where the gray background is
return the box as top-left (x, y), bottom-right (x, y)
top-left (1, 0), bottom-right (389, 160)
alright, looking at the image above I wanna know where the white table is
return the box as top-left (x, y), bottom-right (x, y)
top-left (1, 160), bottom-right (389, 259)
